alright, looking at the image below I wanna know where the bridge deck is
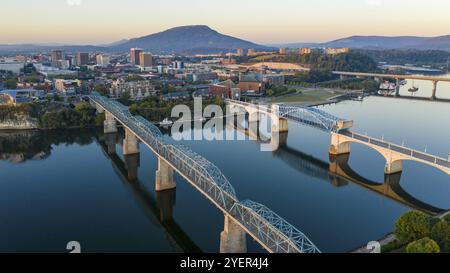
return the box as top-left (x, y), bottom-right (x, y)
top-left (339, 131), bottom-right (450, 169)
top-left (90, 94), bottom-right (320, 253)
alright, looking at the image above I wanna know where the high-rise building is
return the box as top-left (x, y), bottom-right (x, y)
top-left (130, 48), bottom-right (143, 65)
top-left (172, 61), bottom-right (184, 69)
top-left (299, 48), bottom-right (312, 55)
top-left (279, 48), bottom-right (286, 55)
top-left (236, 48), bottom-right (244, 56)
top-left (139, 52), bottom-right (154, 67)
top-left (51, 50), bottom-right (65, 67)
top-left (96, 54), bottom-right (110, 67)
top-left (247, 49), bottom-right (255, 56)
top-left (76, 53), bottom-right (89, 66)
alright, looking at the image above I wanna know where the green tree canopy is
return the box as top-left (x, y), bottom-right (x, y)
top-left (406, 237), bottom-right (440, 253)
top-left (395, 211), bottom-right (432, 244)
top-left (430, 220), bottom-right (450, 251)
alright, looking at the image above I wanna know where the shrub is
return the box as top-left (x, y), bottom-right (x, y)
top-left (395, 211), bottom-right (431, 244)
top-left (406, 238), bottom-right (440, 253)
top-left (430, 220), bottom-right (450, 251)
top-left (444, 214), bottom-right (450, 223)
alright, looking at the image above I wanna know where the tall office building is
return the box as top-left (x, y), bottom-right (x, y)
top-left (76, 53), bottom-right (89, 66)
top-left (139, 52), bottom-right (154, 67)
top-left (236, 48), bottom-right (244, 56)
top-left (130, 48), bottom-right (143, 65)
top-left (51, 50), bottom-right (65, 67)
top-left (279, 48), bottom-right (286, 55)
top-left (96, 54), bottom-right (110, 67)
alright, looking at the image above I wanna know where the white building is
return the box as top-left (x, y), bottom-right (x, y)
top-left (54, 79), bottom-right (80, 95)
top-left (109, 79), bottom-right (156, 100)
top-left (0, 59), bottom-right (25, 74)
top-left (96, 54), bottom-right (110, 67)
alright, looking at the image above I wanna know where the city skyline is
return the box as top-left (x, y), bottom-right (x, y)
top-left (2, 0), bottom-right (450, 45)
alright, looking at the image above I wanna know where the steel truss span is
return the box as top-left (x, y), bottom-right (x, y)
top-left (89, 93), bottom-right (321, 253)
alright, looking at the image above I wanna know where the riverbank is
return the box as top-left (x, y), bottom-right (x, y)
top-left (0, 102), bottom-right (104, 131)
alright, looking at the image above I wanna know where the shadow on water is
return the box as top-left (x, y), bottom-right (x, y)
top-left (0, 129), bottom-right (202, 253)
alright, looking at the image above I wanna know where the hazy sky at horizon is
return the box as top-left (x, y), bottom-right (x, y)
top-left (2, 0), bottom-right (450, 44)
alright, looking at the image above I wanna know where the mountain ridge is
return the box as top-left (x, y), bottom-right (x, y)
top-left (273, 35), bottom-right (450, 51)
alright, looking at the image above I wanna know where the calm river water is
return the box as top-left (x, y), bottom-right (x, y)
top-left (1, 95), bottom-right (449, 253)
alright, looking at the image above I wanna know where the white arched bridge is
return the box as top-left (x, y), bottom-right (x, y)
top-left (89, 93), bottom-right (320, 253)
top-left (226, 99), bottom-right (450, 176)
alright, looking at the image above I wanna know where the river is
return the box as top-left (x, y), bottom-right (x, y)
top-left (1, 95), bottom-right (449, 253)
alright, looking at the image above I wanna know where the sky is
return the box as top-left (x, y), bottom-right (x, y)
top-left (2, 0), bottom-right (450, 45)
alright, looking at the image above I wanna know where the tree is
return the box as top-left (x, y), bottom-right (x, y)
top-left (93, 84), bottom-right (108, 96)
top-left (406, 237), bottom-right (440, 253)
top-left (395, 211), bottom-right (432, 244)
top-left (444, 214), bottom-right (450, 223)
top-left (430, 220), bottom-right (450, 251)
top-left (119, 92), bottom-right (131, 105)
top-left (4, 78), bottom-right (17, 89)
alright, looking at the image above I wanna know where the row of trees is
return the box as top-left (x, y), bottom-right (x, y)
top-left (262, 52), bottom-right (379, 72)
top-left (355, 49), bottom-right (450, 67)
top-left (128, 95), bottom-right (225, 122)
top-left (40, 102), bottom-right (104, 129)
top-left (318, 78), bottom-right (379, 92)
top-left (394, 211), bottom-right (450, 253)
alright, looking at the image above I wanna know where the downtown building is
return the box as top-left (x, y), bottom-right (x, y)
top-left (76, 53), bottom-right (89, 66)
top-left (109, 78), bottom-right (156, 100)
top-left (130, 48), bottom-right (143, 65)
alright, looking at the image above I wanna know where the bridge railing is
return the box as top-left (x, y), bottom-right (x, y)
top-left (340, 131), bottom-right (450, 168)
top-left (90, 94), bottom-right (321, 253)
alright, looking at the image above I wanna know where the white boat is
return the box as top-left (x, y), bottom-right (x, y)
top-left (159, 118), bottom-right (173, 126)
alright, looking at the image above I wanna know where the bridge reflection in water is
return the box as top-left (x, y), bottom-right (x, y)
top-left (231, 121), bottom-right (446, 216)
top-left (97, 132), bottom-right (202, 253)
top-left (90, 94), bottom-right (320, 253)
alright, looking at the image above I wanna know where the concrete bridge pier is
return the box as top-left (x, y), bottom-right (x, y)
top-left (271, 105), bottom-right (288, 133)
top-left (156, 188), bottom-right (176, 222)
top-left (124, 153), bottom-right (140, 181)
top-left (329, 133), bottom-right (350, 155)
top-left (155, 157), bottom-right (176, 192)
top-left (271, 131), bottom-right (288, 151)
top-left (431, 81), bottom-right (438, 100)
top-left (123, 128), bottom-right (140, 155)
top-left (220, 215), bottom-right (247, 253)
top-left (384, 158), bottom-right (403, 175)
top-left (104, 111), bottom-right (118, 134)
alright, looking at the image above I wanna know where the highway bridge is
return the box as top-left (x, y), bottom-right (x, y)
top-left (89, 93), bottom-right (320, 253)
top-left (229, 122), bottom-right (446, 216)
top-left (226, 99), bottom-right (450, 176)
top-left (333, 71), bottom-right (450, 100)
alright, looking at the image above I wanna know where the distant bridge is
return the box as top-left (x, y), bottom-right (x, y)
top-left (333, 71), bottom-right (450, 100)
top-left (226, 99), bottom-right (450, 176)
top-left (89, 93), bottom-right (320, 253)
